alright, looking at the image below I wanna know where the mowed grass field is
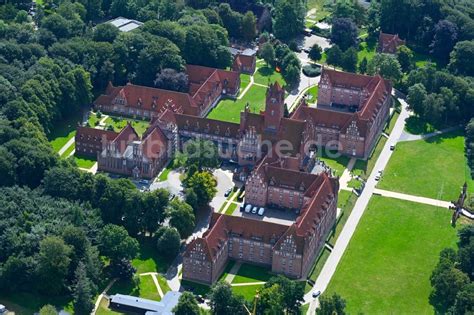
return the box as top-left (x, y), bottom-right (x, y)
top-left (206, 85), bottom-right (267, 123)
top-left (377, 130), bottom-right (471, 201)
top-left (325, 196), bottom-right (460, 314)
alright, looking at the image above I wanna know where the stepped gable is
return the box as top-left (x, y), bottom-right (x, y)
top-left (140, 126), bottom-right (168, 161)
top-left (111, 122), bottom-right (139, 153)
top-left (175, 113), bottom-right (240, 138)
top-left (186, 64), bottom-right (240, 98)
top-left (304, 68), bottom-right (392, 138)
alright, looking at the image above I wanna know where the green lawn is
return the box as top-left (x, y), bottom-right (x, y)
top-left (352, 136), bottom-right (388, 180)
top-left (328, 190), bottom-right (358, 245)
top-left (404, 115), bottom-right (437, 135)
top-left (317, 149), bottom-right (351, 177)
top-left (307, 0), bottom-right (331, 21)
top-left (253, 66), bottom-right (286, 86)
top-left (413, 51), bottom-right (442, 69)
top-left (48, 112), bottom-right (83, 152)
top-left (305, 247), bottom-right (331, 293)
top-left (378, 130), bottom-right (471, 201)
top-left (105, 117), bottom-right (149, 136)
top-left (232, 284), bottom-right (264, 301)
top-left (347, 178), bottom-right (363, 190)
top-left (325, 196), bottom-right (460, 314)
top-left (72, 155), bottom-right (97, 169)
top-left (240, 73), bottom-right (251, 93)
top-left (218, 260), bottom-right (236, 282)
top-left (96, 298), bottom-right (121, 315)
top-left (232, 263), bottom-right (273, 284)
top-left (0, 293), bottom-right (73, 315)
top-left (139, 275), bottom-right (161, 300)
top-left (157, 274), bottom-right (171, 295)
top-left (224, 203), bottom-right (238, 215)
top-left (306, 85), bottom-right (318, 104)
top-left (181, 280), bottom-right (212, 297)
top-left (158, 160), bottom-right (175, 182)
top-left (357, 40), bottom-right (377, 64)
top-left (61, 142), bottom-right (75, 158)
top-left (384, 110), bottom-right (400, 135)
top-left (88, 111), bottom-right (102, 127)
top-left (132, 238), bottom-right (173, 274)
top-left (206, 85), bottom-right (267, 123)
top-left (109, 278), bottom-right (140, 296)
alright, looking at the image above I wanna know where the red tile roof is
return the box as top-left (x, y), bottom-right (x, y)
top-left (141, 127), bottom-right (168, 160)
top-left (233, 54), bottom-right (256, 72)
top-left (378, 32), bottom-right (405, 54)
top-left (175, 113), bottom-right (240, 139)
top-left (94, 65), bottom-right (240, 117)
top-left (186, 172), bottom-right (338, 260)
top-left (112, 123), bottom-right (139, 153)
top-left (76, 126), bottom-right (119, 142)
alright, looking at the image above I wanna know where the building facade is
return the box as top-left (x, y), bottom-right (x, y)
top-left (377, 32), bottom-right (406, 54)
top-left (182, 171), bottom-right (338, 284)
top-left (93, 64), bottom-right (240, 119)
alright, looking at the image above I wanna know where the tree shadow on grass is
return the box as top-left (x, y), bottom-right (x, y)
top-left (405, 116), bottom-right (437, 135)
top-left (133, 237), bottom-right (173, 274)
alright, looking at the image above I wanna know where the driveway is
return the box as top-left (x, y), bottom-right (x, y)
top-left (150, 170), bottom-right (183, 196)
top-left (209, 168), bottom-right (235, 211)
top-left (285, 34), bottom-right (331, 110)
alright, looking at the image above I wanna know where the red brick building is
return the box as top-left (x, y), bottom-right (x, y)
top-left (76, 118), bottom-right (172, 179)
top-left (377, 32), bottom-right (406, 54)
top-left (182, 171), bottom-right (338, 284)
top-left (93, 65), bottom-right (240, 119)
top-left (232, 53), bottom-right (257, 74)
top-left (292, 68), bottom-right (392, 159)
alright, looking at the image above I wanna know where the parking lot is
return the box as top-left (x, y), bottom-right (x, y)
top-left (231, 205), bottom-right (297, 226)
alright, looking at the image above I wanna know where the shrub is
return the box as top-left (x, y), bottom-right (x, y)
top-left (302, 64), bottom-right (322, 77)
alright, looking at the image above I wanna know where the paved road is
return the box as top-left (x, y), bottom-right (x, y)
top-left (305, 98), bottom-right (411, 313)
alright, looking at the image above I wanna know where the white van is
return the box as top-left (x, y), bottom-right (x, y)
top-left (258, 207), bottom-right (265, 216)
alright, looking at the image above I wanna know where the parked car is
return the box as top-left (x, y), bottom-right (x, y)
top-left (252, 206), bottom-right (258, 214)
top-left (312, 291), bottom-right (321, 298)
top-left (303, 47), bottom-right (311, 54)
top-left (169, 193), bottom-right (175, 201)
top-left (0, 305), bottom-right (7, 314)
top-left (139, 179), bottom-right (149, 185)
top-left (224, 188), bottom-right (232, 197)
top-left (258, 207), bottom-right (265, 216)
top-left (375, 170), bottom-right (383, 181)
top-left (390, 144), bottom-right (395, 150)
top-left (240, 204), bottom-right (245, 212)
top-left (245, 204), bottom-right (252, 213)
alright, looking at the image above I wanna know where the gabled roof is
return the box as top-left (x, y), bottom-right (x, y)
top-left (141, 127), bottom-right (168, 160)
top-left (185, 212), bottom-right (289, 261)
top-left (112, 123), bottom-right (139, 153)
top-left (94, 83), bottom-right (192, 114)
top-left (378, 32), bottom-right (405, 53)
top-left (315, 68), bottom-right (392, 137)
top-left (175, 113), bottom-right (240, 138)
top-left (233, 54), bottom-right (256, 70)
top-left (76, 126), bottom-right (119, 142)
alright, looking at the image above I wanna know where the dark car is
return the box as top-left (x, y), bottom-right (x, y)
top-left (390, 145), bottom-right (396, 150)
